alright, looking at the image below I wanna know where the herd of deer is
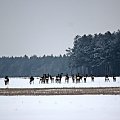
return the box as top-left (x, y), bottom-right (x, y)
top-left (4, 74), bottom-right (117, 85)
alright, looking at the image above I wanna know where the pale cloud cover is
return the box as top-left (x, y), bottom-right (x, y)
top-left (0, 0), bottom-right (120, 56)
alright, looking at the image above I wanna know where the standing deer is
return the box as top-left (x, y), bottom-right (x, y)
top-left (30, 76), bottom-right (34, 84)
top-left (4, 76), bottom-right (9, 85)
top-left (105, 75), bottom-right (110, 82)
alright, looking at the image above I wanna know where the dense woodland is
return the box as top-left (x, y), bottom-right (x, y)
top-left (0, 30), bottom-right (120, 77)
top-left (0, 55), bottom-right (70, 77)
top-left (66, 30), bottom-right (120, 76)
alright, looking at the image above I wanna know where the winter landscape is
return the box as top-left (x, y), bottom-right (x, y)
top-left (1, 0), bottom-right (120, 120)
top-left (0, 95), bottom-right (120, 120)
top-left (0, 77), bottom-right (120, 120)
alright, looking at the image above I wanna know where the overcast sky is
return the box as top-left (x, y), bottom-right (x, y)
top-left (0, 0), bottom-right (120, 57)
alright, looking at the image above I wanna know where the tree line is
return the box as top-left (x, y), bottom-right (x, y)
top-left (0, 30), bottom-right (120, 77)
top-left (0, 55), bottom-right (70, 77)
top-left (66, 30), bottom-right (120, 76)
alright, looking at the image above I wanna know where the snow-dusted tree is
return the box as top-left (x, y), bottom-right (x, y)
top-left (67, 30), bottom-right (120, 76)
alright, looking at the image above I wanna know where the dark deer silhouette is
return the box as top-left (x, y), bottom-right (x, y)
top-left (30, 76), bottom-right (34, 84)
top-left (39, 76), bottom-right (45, 84)
top-left (4, 76), bottom-right (9, 85)
top-left (39, 74), bottom-right (49, 84)
top-left (55, 73), bottom-right (63, 83)
top-left (84, 77), bottom-right (87, 83)
top-left (105, 75), bottom-right (110, 82)
top-left (56, 74), bottom-right (60, 83)
top-left (91, 74), bottom-right (94, 82)
top-left (76, 73), bottom-right (82, 83)
top-left (45, 74), bottom-right (49, 84)
top-left (113, 76), bottom-right (116, 82)
top-left (65, 74), bottom-right (69, 83)
top-left (50, 75), bottom-right (54, 83)
top-left (72, 74), bottom-right (75, 83)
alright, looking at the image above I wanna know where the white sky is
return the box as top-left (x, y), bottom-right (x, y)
top-left (0, 0), bottom-right (120, 57)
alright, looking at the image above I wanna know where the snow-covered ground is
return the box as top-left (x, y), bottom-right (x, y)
top-left (0, 77), bottom-right (120, 120)
top-left (0, 77), bottom-right (120, 88)
top-left (0, 95), bottom-right (120, 120)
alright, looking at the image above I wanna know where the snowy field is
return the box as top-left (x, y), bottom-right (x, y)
top-left (0, 77), bottom-right (120, 88)
top-left (1, 77), bottom-right (120, 120)
top-left (0, 95), bottom-right (120, 120)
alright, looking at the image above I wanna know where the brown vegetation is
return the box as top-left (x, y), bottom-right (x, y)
top-left (0, 87), bottom-right (120, 96)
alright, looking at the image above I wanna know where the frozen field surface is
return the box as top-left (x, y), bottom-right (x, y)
top-left (0, 95), bottom-right (120, 120)
top-left (0, 77), bottom-right (120, 88)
